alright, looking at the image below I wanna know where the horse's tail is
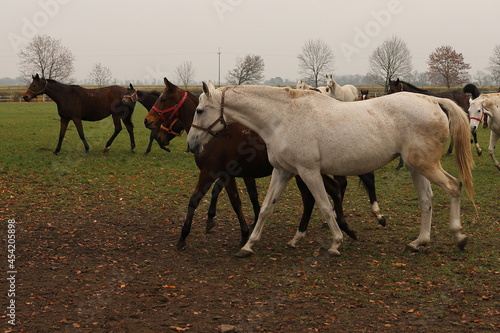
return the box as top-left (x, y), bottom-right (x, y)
top-left (436, 98), bottom-right (475, 202)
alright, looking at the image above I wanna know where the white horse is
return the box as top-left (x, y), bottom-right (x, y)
top-left (325, 74), bottom-right (358, 101)
top-left (469, 93), bottom-right (500, 171)
top-left (188, 83), bottom-right (474, 257)
top-left (296, 80), bottom-right (328, 93)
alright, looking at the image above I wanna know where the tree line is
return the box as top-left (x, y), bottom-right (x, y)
top-left (15, 34), bottom-right (500, 89)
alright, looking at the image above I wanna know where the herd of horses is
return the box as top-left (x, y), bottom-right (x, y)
top-left (23, 74), bottom-right (500, 257)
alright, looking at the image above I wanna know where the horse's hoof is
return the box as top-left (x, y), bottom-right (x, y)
top-left (103, 147), bottom-right (110, 153)
top-left (477, 150), bottom-right (482, 156)
top-left (378, 216), bottom-right (387, 227)
top-left (206, 220), bottom-right (216, 233)
top-left (235, 249), bottom-right (253, 258)
top-left (327, 249), bottom-right (341, 257)
top-left (176, 240), bottom-right (186, 250)
top-left (404, 244), bottom-right (420, 253)
top-left (457, 235), bottom-right (468, 251)
top-left (345, 229), bottom-right (358, 241)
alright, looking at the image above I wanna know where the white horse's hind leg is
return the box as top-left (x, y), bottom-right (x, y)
top-left (406, 170), bottom-right (434, 251)
top-left (296, 169), bottom-right (343, 256)
top-left (487, 131), bottom-right (500, 171)
top-left (235, 168), bottom-right (294, 258)
top-left (408, 163), bottom-right (467, 251)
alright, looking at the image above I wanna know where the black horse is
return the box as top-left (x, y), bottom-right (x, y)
top-left (121, 84), bottom-right (169, 155)
top-left (23, 74), bottom-right (136, 154)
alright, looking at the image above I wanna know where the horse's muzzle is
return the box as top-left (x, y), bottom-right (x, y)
top-left (23, 95), bottom-right (31, 102)
top-left (144, 118), bottom-right (153, 129)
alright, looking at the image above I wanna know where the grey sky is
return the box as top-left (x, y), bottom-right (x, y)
top-left (1, 0), bottom-right (498, 84)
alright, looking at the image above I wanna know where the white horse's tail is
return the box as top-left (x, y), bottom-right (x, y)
top-left (436, 98), bottom-right (475, 202)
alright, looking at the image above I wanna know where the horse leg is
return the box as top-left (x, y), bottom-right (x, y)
top-left (236, 168), bottom-right (294, 258)
top-left (288, 175), bottom-right (356, 248)
top-left (143, 131), bottom-right (155, 155)
top-left (472, 132), bottom-right (482, 156)
top-left (242, 177), bottom-right (260, 226)
top-left (406, 164), bottom-right (467, 251)
top-left (122, 116), bottom-right (136, 152)
top-left (487, 131), bottom-right (500, 171)
top-left (104, 115), bottom-right (122, 152)
top-left (358, 172), bottom-right (386, 226)
top-left (323, 175), bottom-right (356, 239)
top-left (177, 170), bottom-right (215, 249)
top-left (72, 118), bottom-right (90, 153)
top-left (223, 177), bottom-right (251, 247)
top-left (293, 169), bottom-right (344, 256)
top-left (405, 169), bottom-right (434, 252)
top-left (206, 179), bottom-right (224, 233)
top-left (54, 117), bottom-right (70, 155)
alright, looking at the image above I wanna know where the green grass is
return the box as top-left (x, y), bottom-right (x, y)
top-left (1, 102), bottom-right (499, 331)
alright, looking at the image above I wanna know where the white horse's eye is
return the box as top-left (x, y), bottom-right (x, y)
top-left (196, 109), bottom-right (204, 114)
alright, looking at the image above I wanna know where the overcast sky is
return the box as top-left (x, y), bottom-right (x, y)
top-left (1, 0), bottom-right (499, 84)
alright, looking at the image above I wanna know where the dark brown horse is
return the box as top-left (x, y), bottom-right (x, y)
top-left (23, 74), bottom-right (136, 154)
top-left (145, 78), bottom-right (385, 250)
top-left (388, 79), bottom-right (482, 169)
top-left (121, 84), bottom-right (170, 155)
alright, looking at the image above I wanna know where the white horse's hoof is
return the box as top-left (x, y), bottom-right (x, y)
top-left (404, 244), bottom-right (420, 253)
top-left (327, 249), bottom-right (341, 256)
top-left (287, 241), bottom-right (297, 248)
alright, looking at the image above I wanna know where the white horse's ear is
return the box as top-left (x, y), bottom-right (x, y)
top-left (202, 81), bottom-right (212, 97)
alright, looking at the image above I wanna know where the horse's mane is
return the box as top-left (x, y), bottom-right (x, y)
top-left (148, 90), bottom-right (161, 97)
top-left (400, 80), bottom-right (429, 93)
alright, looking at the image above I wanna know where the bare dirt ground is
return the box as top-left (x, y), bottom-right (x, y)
top-left (3, 196), bottom-right (499, 333)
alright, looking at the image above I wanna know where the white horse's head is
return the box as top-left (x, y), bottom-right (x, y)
top-left (325, 74), bottom-right (334, 89)
top-left (187, 81), bottom-right (227, 154)
top-left (468, 97), bottom-right (490, 133)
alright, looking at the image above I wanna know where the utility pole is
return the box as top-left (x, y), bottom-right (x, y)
top-left (217, 47), bottom-right (221, 87)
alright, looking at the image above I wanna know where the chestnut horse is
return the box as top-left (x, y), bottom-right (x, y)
top-left (121, 84), bottom-right (169, 155)
top-left (23, 74), bottom-right (136, 154)
top-left (145, 79), bottom-right (385, 249)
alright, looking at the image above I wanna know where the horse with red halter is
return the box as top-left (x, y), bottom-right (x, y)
top-left (121, 84), bottom-right (170, 155)
top-left (145, 78), bottom-right (385, 249)
top-left (23, 74), bottom-right (136, 154)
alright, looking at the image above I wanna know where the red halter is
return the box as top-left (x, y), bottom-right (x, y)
top-left (469, 103), bottom-right (488, 123)
top-left (152, 91), bottom-right (188, 122)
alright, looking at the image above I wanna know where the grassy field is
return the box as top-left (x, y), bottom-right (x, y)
top-left (1, 101), bottom-right (499, 332)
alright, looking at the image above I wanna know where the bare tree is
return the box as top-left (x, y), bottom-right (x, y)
top-left (88, 63), bottom-right (112, 87)
top-left (427, 45), bottom-right (470, 88)
top-left (368, 35), bottom-right (413, 92)
top-left (297, 39), bottom-right (334, 87)
top-left (488, 44), bottom-right (500, 85)
top-left (226, 54), bottom-right (265, 85)
top-left (18, 34), bottom-right (75, 82)
top-left (175, 61), bottom-right (196, 89)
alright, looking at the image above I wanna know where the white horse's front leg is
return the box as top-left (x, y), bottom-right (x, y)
top-left (297, 169), bottom-right (343, 256)
top-left (487, 131), bottom-right (500, 171)
top-left (407, 170), bottom-right (433, 252)
top-left (235, 168), bottom-right (294, 258)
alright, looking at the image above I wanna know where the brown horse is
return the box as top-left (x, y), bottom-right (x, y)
top-left (145, 79), bottom-right (385, 250)
top-left (23, 74), bottom-right (136, 154)
top-left (388, 79), bottom-right (482, 169)
top-left (121, 84), bottom-right (170, 155)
